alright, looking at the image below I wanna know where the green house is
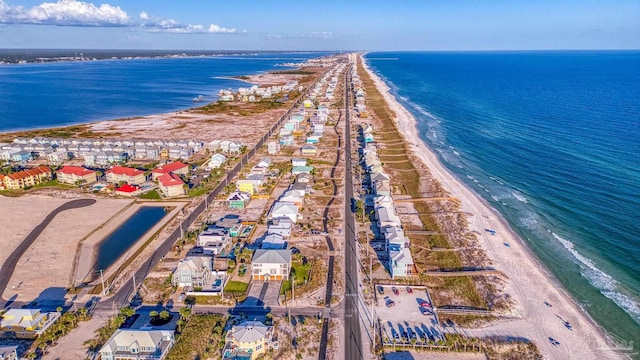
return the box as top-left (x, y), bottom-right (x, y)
top-left (227, 191), bottom-right (251, 210)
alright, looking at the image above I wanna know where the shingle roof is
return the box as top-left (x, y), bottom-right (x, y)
top-left (252, 249), bottom-right (291, 264)
top-left (230, 321), bottom-right (270, 343)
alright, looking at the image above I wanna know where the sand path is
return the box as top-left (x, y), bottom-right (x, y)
top-left (362, 58), bottom-right (623, 360)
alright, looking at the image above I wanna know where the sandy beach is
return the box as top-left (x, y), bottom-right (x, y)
top-left (361, 57), bottom-right (624, 359)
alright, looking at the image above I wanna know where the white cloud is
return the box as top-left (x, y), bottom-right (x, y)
top-left (0, 1), bottom-right (241, 34)
top-left (0, 0), bottom-right (131, 27)
top-left (141, 12), bottom-right (238, 34)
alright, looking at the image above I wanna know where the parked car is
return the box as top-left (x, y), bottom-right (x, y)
top-left (377, 286), bottom-right (384, 295)
top-left (406, 287), bottom-right (413, 294)
top-left (290, 247), bottom-right (300, 254)
top-left (420, 300), bottom-right (432, 308)
top-left (419, 307), bottom-right (432, 315)
top-left (549, 337), bottom-right (560, 346)
top-left (178, 293), bottom-right (185, 302)
top-left (392, 287), bottom-right (399, 295)
top-left (384, 296), bottom-right (395, 307)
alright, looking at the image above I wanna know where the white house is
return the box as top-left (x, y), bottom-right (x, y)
top-left (208, 153), bottom-right (227, 169)
top-left (261, 233), bottom-right (286, 249)
top-left (269, 202), bottom-right (300, 223)
top-left (291, 158), bottom-right (307, 167)
top-left (197, 227), bottom-right (230, 255)
top-left (99, 329), bottom-right (175, 360)
top-left (278, 190), bottom-right (303, 206)
top-left (389, 248), bottom-right (414, 279)
top-left (172, 256), bottom-right (212, 287)
top-left (251, 249), bottom-right (292, 281)
top-left (267, 217), bottom-right (293, 238)
top-left (267, 141), bottom-right (280, 155)
top-left (257, 157), bottom-right (272, 168)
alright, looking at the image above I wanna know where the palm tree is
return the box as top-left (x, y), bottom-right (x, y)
top-left (159, 310), bottom-right (170, 321)
top-left (179, 307), bottom-right (191, 321)
top-left (149, 310), bottom-right (159, 319)
top-left (120, 306), bottom-right (135, 318)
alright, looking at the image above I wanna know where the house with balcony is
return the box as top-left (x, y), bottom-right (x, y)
top-left (99, 329), bottom-right (175, 360)
top-left (223, 321), bottom-right (275, 360)
top-left (251, 249), bottom-right (291, 281)
top-left (3, 166), bottom-right (52, 190)
top-left (0, 308), bottom-right (61, 339)
top-left (56, 166), bottom-right (98, 185)
top-left (172, 256), bottom-right (212, 287)
top-left (0, 345), bottom-right (18, 360)
top-left (106, 166), bottom-right (146, 185)
top-left (197, 227), bottom-right (230, 255)
top-left (389, 248), bottom-right (414, 279)
top-left (157, 173), bottom-right (186, 197)
top-left (152, 161), bottom-right (190, 180)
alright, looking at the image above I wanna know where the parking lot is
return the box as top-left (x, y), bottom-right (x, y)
top-left (374, 284), bottom-right (445, 345)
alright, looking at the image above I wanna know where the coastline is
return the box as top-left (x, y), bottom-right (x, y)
top-left (361, 56), bottom-right (624, 359)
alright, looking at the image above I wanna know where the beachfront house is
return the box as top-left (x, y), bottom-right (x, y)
top-left (172, 256), bottom-right (212, 287)
top-left (105, 166), bottom-right (146, 185)
top-left (291, 166), bottom-right (314, 176)
top-left (236, 176), bottom-right (263, 195)
top-left (99, 329), bottom-right (175, 360)
top-left (47, 149), bottom-right (69, 165)
top-left (0, 308), bottom-right (61, 339)
top-left (223, 321), bottom-right (275, 360)
top-left (251, 249), bottom-right (292, 281)
top-left (56, 166), bottom-right (98, 185)
top-left (389, 248), bottom-right (414, 279)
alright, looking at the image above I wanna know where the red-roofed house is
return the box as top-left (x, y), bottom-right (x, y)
top-left (157, 173), bottom-right (186, 197)
top-left (0, 174), bottom-right (5, 190)
top-left (56, 166), bottom-right (98, 185)
top-left (115, 184), bottom-right (141, 197)
top-left (3, 166), bottom-right (52, 190)
top-left (152, 162), bottom-right (190, 180)
top-left (105, 166), bottom-right (146, 185)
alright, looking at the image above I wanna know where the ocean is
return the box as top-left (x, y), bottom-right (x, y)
top-left (365, 51), bottom-right (640, 347)
top-left (0, 52), bottom-right (330, 132)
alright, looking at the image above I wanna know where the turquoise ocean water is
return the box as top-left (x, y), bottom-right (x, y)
top-left (365, 51), bottom-right (640, 348)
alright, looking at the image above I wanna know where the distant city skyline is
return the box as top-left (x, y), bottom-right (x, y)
top-left (0, 0), bottom-right (638, 50)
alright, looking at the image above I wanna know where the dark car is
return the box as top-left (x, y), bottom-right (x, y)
top-left (384, 296), bottom-right (395, 307)
top-left (406, 287), bottom-right (413, 294)
top-left (377, 286), bottom-right (384, 295)
top-left (549, 337), bottom-right (560, 346)
top-left (290, 247), bottom-right (300, 254)
top-left (392, 287), bottom-right (399, 295)
top-left (419, 307), bottom-right (432, 315)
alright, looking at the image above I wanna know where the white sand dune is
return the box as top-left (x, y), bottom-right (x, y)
top-left (361, 57), bottom-right (624, 360)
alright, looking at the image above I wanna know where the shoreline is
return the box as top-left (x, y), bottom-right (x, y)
top-left (361, 56), bottom-right (624, 359)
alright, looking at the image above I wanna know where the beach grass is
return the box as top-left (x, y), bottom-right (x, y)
top-left (223, 280), bottom-right (249, 294)
top-left (358, 57), bottom-right (488, 309)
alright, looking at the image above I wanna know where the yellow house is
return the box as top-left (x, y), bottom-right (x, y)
top-left (223, 321), bottom-right (274, 360)
top-left (0, 309), bottom-right (60, 339)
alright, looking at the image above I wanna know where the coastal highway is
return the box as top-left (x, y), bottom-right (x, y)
top-left (0, 198), bottom-right (97, 306)
top-left (96, 71), bottom-right (329, 312)
top-left (343, 64), bottom-right (365, 360)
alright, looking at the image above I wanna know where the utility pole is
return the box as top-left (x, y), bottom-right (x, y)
top-left (132, 272), bottom-right (136, 294)
top-left (100, 269), bottom-right (106, 296)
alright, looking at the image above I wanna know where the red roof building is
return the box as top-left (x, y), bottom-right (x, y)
top-left (157, 173), bottom-right (186, 197)
top-left (115, 184), bottom-right (141, 196)
top-left (3, 166), bottom-right (52, 190)
top-left (105, 166), bottom-right (146, 185)
top-left (152, 162), bottom-right (189, 180)
top-left (56, 166), bottom-right (98, 185)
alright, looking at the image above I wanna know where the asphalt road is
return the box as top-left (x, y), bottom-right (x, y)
top-left (0, 198), bottom-right (97, 305)
top-left (343, 65), bottom-right (365, 360)
top-left (96, 74), bottom-right (327, 312)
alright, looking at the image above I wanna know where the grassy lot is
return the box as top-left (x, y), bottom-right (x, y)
top-left (166, 314), bottom-right (227, 360)
top-left (224, 281), bottom-right (249, 294)
top-left (139, 189), bottom-right (161, 199)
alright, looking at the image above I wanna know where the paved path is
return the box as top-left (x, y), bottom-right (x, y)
top-left (0, 198), bottom-right (96, 305)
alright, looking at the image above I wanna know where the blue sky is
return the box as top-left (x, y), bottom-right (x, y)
top-left (0, 0), bottom-right (638, 50)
